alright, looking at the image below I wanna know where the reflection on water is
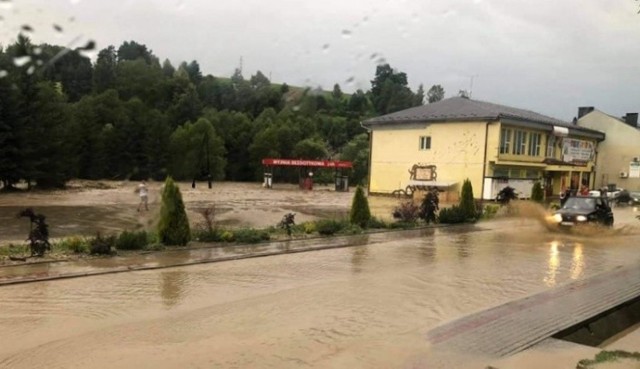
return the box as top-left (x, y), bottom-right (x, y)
top-left (350, 246), bottom-right (368, 273)
top-left (160, 270), bottom-right (187, 307)
top-left (571, 243), bottom-right (584, 280)
top-left (544, 241), bottom-right (561, 287)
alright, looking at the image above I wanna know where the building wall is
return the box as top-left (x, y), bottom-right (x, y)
top-left (579, 111), bottom-right (640, 190)
top-left (369, 121), bottom-right (489, 199)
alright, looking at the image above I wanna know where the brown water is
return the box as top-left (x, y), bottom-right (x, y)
top-left (1, 213), bottom-right (640, 368)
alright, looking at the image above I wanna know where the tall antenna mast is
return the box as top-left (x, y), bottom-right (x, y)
top-left (469, 74), bottom-right (478, 98)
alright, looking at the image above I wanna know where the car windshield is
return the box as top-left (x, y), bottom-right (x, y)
top-left (562, 197), bottom-right (596, 211)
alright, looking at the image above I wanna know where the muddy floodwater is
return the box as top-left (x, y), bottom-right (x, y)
top-left (0, 181), bottom-right (400, 244)
top-left (1, 206), bottom-right (640, 368)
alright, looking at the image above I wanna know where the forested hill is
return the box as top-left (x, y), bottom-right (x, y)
top-left (0, 36), bottom-right (442, 189)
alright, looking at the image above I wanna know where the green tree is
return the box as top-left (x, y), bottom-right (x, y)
top-left (94, 45), bottom-right (117, 93)
top-left (117, 41), bottom-right (156, 64)
top-left (293, 138), bottom-right (329, 159)
top-left (531, 181), bottom-right (544, 203)
top-left (414, 84), bottom-right (425, 106)
top-left (158, 177), bottom-right (191, 246)
top-left (168, 118), bottom-right (226, 181)
top-left (340, 133), bottom-right (369, 185)
top-left (459, 179), bottom-right (477, 221)
top-left (350, 185), bottom-right (371, 228)
top-left (370, 64), bottom-right (416, 115)
top-left (427, 84), bottom-right (445, 103)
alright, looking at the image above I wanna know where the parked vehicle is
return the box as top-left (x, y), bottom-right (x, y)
top-left (552, 196), bottom-right (614, 228)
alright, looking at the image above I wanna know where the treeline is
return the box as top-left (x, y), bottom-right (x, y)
top-left (0, 35), bottom-right (444, 189)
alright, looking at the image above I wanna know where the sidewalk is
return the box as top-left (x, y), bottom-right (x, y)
top-left (0, 227), bottom-right (452, 286)
top-left (424, 264), bottom-right (640, 367)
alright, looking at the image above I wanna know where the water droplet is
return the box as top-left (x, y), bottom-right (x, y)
top-left (21, 24), bottom-right (34, 32)
top-left (345, 76), bottom-right (355, 85)
top-left (26, 65), bottom-right (35, 75)
top-left (341, 29), bottom-right (352, 39)
top-left (369, 53), bottom-right (379, 60)
top-left (322, 44), bottom-right (330, 53)
top-left (0, 70), bottom-right (7, 78)
top-left (36, 60), bottom-right (43, 66)
top-left (33, 47), bottom-right (42, 55)
top-left (68, 16), bottom-right (75, 22)
top-left (0, 0), bottom-right (12, 10)
top-left (79, 50), bottom-right (97, 59)
top-left (53, 24), bottom-right (63, 32)
top-left (376, 57), bottom-right (387, 65)
top-left (13, 55), bottom-right (31, 67)
top-left (79, 40), bottom-right (96, 50)
top-left (292, 105), bottom-right (301, 112)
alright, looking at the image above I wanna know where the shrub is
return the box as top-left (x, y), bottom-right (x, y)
top-left (302, 222), bottom-right (316, 234)
top-left (419, 190), bottom-right (439, 224)
top-left (389, 221), bottom-right (416, 229)
top-left (234, 228), bottom-right (270, 244)
top-left (531, 182), bottom-right (544, 203)
top-left (116, 230), bottom-right (148, 250)
top-left (339, 224), bottom-right (363, 235)
top-left (56, 236), bottom-right (90, 254)
top-left (193, 228), bottom-right (223, 242)
top-left (438, 205), bottom-right (468, 224)
top-left (316, 219), bottom-right (346, 236)
top-left (367, 217), bottom-right (388, 229)
top-left (350, 186), bottom-right (371, 228)
top-left (89, 233), bottom-right (116, 255)
top-left (481, 204), bottom-right (500, 219)
top-left (392, 200), bottom-right (420, 222)
top-left (220, 230), bottom-right (235, 242)
top-left (157, 177), bottom-right (191, 246)
top-left (459, 179), bottom-right (477, 220)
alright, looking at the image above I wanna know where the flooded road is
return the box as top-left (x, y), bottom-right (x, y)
top-left (2, 213), bottom-right (640, 368)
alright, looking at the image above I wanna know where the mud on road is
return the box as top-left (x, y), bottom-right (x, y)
top-left (0, 180), bottom-right (400, 245)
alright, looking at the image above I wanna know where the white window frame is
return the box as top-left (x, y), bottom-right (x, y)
top-left (419, 136), bottom-right (431, 150)
top-left (528, 133), bottom-right (541, 157)
top-left (500, 128), bottom-right (511, 154)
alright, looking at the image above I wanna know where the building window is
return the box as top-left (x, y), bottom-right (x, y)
top-left (546, 135), bottom-right (555, 158)
top-left (499, 128), bottom-right (511, 154)
top-left (512, 130), bottom-right (527, 155)
top-left (419, 136), bottom-right (431, 150)
top-left (528, 133), bottom-right (541, 156)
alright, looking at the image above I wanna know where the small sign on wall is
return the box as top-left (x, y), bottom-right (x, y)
top-left (630, 162), bottom-right (640, 178)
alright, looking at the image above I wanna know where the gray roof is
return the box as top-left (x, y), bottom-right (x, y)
top-left (363, 96), bottom-right (576, 127)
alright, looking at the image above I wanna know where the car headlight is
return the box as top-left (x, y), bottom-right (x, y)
top-left (576, 215), bottom-right (587, 222)
top-left (553, 214), bottom-right (563, 223)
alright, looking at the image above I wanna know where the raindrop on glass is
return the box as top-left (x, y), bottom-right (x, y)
top-left (362, 16), bottom-right (369, 24)
top-left (36, 60), bottom-right (43, 66)
top-left (68, 16), bottom-right (75, 22)
top-left (33, 47), bottom-right (42, 55)
top-left (322, 44), bottom-right (330, 53)
top-left (78, 39), bottom-right (96, 51)
top-left (26, 65), bottom-right (35, 75)
top-left (21, 24), bottom-right (34, 32)
top-left (53, 24), bottom-right (63, 32)
top-left (369, 53), bottom-right (378, 60)
top-left (13, 55), bottom-right (31, 67)
top-left (0, 0), bottom-right (12, 10)
top-left (376, 57), bottom-right (387, 65)
top-left (341, 29), bottom-right (352, 39)
top-left (345, 76), bottom-right (355, 85)
top-left (0, 70), bottom-right (7, 78)
top-left (292, 105), bottom-right (301, 112)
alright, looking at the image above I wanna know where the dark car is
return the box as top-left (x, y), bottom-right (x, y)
top-left (552, 196), bottom-right (614, 227)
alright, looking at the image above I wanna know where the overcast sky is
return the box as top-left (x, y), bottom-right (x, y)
top-left (2, 0), bottom-right (640, 121)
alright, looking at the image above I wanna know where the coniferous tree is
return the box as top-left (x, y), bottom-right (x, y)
top-left (350, 185), bottom-right (371, 228)
top-left (158, 177), bottom-right (191, 246)
top-left (531, 182), bottom-right (544, 203)
top-left (459, 179), bottom-right (477, 221)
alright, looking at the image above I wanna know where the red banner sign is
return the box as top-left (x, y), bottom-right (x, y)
top-left (262, 158), bottom-right (353, 168)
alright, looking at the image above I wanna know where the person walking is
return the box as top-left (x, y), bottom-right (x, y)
top-left (136, 181), bottom-right (149, 211)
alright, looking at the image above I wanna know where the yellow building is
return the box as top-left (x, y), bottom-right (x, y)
top-left (361, 96), bottom-right (605, 200)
